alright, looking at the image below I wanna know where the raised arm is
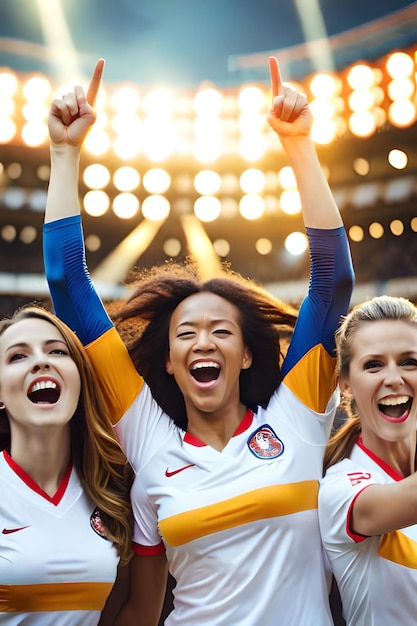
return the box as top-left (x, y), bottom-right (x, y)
top-left (45, 59), bottom-right (104, 224)
top-left (267, 58), bottom-right (354, 409)
top-left (267, 56), bottom-right (342, 230)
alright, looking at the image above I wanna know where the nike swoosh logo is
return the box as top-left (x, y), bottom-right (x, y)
top-left (165, 464), bottom-right (195, 477)
top-left (2, 526), bottom-right (30, 534)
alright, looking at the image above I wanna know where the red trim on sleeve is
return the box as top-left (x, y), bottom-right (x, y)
top-left (346, 485), bottom-right (373, 543)
top-left (133, 540), bottom-right (166, 556)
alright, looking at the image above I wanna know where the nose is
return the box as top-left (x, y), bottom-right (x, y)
top-left (32, 359), bottom-right (50, 373)
top-left (384, 364), bottom-right (405, 388)
top-left (193, 330), bottom-right (215, 352)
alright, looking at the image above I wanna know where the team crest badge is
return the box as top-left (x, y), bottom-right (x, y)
top-left (247, 424), bottom-right (284, 459)
top-left (90, 507), bottom-right (109, 540)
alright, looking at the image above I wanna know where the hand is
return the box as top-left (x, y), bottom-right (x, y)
top-left (48, 58), bottom-right (104, 147)
top-left (266, 56), bottom-right (312, 138)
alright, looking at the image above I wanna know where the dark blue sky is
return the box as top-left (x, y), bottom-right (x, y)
top-left (0, 0), bottom-right (415, 87)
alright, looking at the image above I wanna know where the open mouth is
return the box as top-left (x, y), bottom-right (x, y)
top-left (27, 380), bottom-right (60, 404)
top-left (190, 362), bottom-right (220, 383)
top-left (378, 396), bottom-right (412, 419)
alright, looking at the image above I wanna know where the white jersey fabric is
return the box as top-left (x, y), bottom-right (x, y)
top-left (0, 450), bottom-right (119, 625)
top-left (115, 380), bottom-right (336, 625)
top-left (319, 437), bottom-right (417, 626)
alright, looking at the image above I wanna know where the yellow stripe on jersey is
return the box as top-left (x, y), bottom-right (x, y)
top-left (86, 327), bottom-right (144, 425)
top-left (160, 480), bottom-right (318, 547)
top-left (284, 344), bottom-right (336, 413)
top-left (378, 530), bottom-right (417, 569)
top-left (0, 581), bottom-right (113, 612)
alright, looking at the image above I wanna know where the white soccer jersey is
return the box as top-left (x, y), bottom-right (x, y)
top-left (0, 451), bottom-right (119, 625)
top-left (319, 438), bottom-right (417, 626)
top-left (116, 382), bottom-right (336, 626)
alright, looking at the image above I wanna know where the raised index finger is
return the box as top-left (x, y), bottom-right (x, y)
top-left (86, 58), bottom-right (105, 106)
top-left (268, 56), bottom-right (282, 98)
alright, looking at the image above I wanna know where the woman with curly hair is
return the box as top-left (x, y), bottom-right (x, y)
top-left (0, 304), bottom-right (133, 625)
top-left (43, 57), bottom-right (354, 625)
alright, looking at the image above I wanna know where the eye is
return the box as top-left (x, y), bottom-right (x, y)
top-left (9, 352), bottom-right (26, 362)
top-left (401, 358), bottom-right (417, 368)
top-left (177, 330), bottom-right (195, 338)
top-left (50, 348), bottom-right (69, 356)
top-left (213, 329), bottom-right (232, 336)
top-left (363, 360), bottom-right (382, 371)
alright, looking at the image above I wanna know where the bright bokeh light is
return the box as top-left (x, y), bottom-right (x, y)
top-left (390, 219), bottom-right (404, 236)
top-left (83, 164), bottom-right (110, 189)
top-left (309, 73), bottom-right (340, 98)
top-left (84, 129), bottom-right (111, 156)
top-left (112, 193), bottom-right (140, 219)
top-left (213, 238), bottom-right (230, 257)
top-left (256, 238), bottom-right (273, 255)
top-left (194, 88), bottom-right (222, 115)
top-left (388, 149), bottom-right (408, 170)
top-left (194, 196), bottom-right (222, 222)
top-left (22, 76), bottom-right (51, 101)
top-left (386, 52), bottom-right (414, 79)
top-left (143, 168), bottom-right (171, 194)
top-left (0, 118), bottom-right (16, 143)
top-left (284, 232), bottom-right (308, 255)
top-left (113, 166), bottom-right (140, 192)
top-left (83, 190), bottom-right (110, 216)
top-left (237, 86), bottom-right (266, 112)
top-left (278, 166), bottom-right (296, 189)
top-left (348, 110), bottom-right (377, 137)
top-left (111, 85), bottom-right (141, 112)
top-left (193, 137), bottom-right (222, 163)
top-left (347, 64), bottom-right (376, 89)
top-left (388, 100), bottom-right (416, 127)
top-left (348, 225), bottom-right (364, 242)
top-left (239, 194), bottom-right (265, 220)
top-left (163, 238), bottom-right (181, 257)
top-left (369, 222), bottom-right (384, 239)
top-left (387, 78), bottom-right (414, 101)
top-left (240, 169), bottom-right (265, 194)
top-left (311, 119), bottom-right (337, 144)
top-left (0, 71), bottom-right (18, 96)
top-left (238, 133), bottom-right (266, 161)
top-left (194, 170), bottom-right (222, 195)
top-left (280, 189), bottom-right (301, 215)
top-left (21, 122), bottom-right (48, 146)
top-left (141, 195), bottom-right (170, 221)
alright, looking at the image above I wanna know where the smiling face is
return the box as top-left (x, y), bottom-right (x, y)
top-left (166, 292), bottom-right (252, 421)
top-left (341, 319), bottom-right (417, 457)
top-left (0, 317), bottom-right (81, 434)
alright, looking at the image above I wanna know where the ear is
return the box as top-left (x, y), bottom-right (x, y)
top-left (165, 356), bottom-right (174, 376)
top-left (241, 347), bottom-right (253, 370)
top-left (338, 376), bottom-right (351, 396)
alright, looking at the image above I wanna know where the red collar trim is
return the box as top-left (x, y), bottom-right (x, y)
top-left (184, 409), bottom-right (255, 447)
top-left (356, 435), bottom-right (404, 481)
top-left (3, 449), bottom-right (73, 505)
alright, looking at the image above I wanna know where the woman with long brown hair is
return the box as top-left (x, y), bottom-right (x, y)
top-left (0, 304), bottom-right (133, 624)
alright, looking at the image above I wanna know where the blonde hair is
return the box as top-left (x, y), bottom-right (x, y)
top-left (324, 295), bottom-right (417, 473)
top-left (0, 305), bottom-right (133, 564)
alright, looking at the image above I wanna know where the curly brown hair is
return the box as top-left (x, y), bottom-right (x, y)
top-left (107, 259), bottom-right (298, 430)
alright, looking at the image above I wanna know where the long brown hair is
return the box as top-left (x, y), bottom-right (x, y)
top-left (0, 304), bottom-right (133, 565)
top-left (323, 295), bottom-right (417, 474)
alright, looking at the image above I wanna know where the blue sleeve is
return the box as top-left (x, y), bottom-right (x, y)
top-left (43, 216), bottom-right (113, 346)
top-left (281, 226), bottom-right (354, 377)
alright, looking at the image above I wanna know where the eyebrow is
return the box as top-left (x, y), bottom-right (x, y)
top-left (5, 339), bottom-right (67, 353)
